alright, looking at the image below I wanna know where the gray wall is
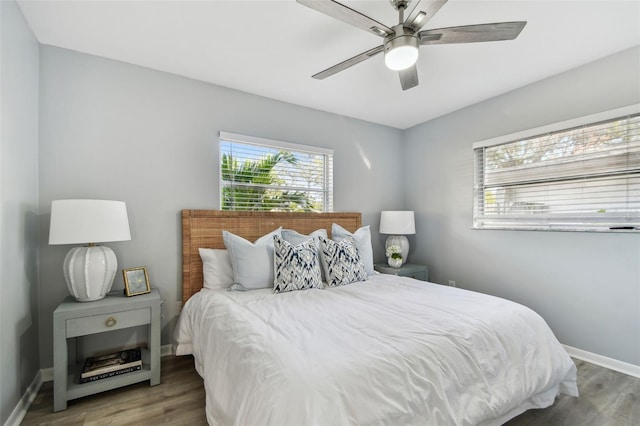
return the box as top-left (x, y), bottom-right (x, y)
top-left (0, 0), bottom-right (41, 424)
top-left (38, 46), bottom-right (404, 367)
top-left (403, 46), bottom-right (640, 365)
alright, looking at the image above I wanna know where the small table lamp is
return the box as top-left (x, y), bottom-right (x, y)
top-left (49, 199), bottom-right (131, 302)
top-left (379, 211), bottom-right (415, 265)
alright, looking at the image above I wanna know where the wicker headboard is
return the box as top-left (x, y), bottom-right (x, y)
top-left (181, 210), bottom-right (362, 303)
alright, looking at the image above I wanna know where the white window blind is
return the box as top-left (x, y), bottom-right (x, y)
top-left (219, 132), bottom-right (333, 212)
top-left (473, 105), bottom-right (640, 231)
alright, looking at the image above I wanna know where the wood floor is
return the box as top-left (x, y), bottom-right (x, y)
top-left (21, 356), bottom-right (207, 426)
top-left (21, 356), bottom-right (639, 425)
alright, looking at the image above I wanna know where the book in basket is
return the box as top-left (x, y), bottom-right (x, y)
top-left (80, 347), bottom-right (142, 380)
top-left (79, 364), bottom-right (142, 383)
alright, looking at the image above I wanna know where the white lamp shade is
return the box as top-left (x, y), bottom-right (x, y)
top-left (379, 211), bottom-right (416, 235)
top-left (49, 199), bottom-right (131, 244)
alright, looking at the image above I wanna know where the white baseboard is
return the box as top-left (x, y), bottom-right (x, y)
top-left (161, 343), bottom-right (174, 357)
top-left (41, 367), bottom-right (53, 382)
top-left (562, 344), bottom-right (640, 379)
top-left (3, 370), bottom-right (43, 426)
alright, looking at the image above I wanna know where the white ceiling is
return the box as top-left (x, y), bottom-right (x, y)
top-left (17, 0), bottom-right (640, 129)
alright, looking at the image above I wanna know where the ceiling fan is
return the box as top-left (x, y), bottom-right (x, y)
top-left (297, 0), bottom-right (527, 90)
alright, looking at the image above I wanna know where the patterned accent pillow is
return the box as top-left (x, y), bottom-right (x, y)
top-left (273, 234), bottom-right (322, 293)
top-left (319, 236), bottom-right (367, 287)
top-left (281, 229), bottom-right (328, 282)
top-left (332, 224), bottom-right (374, 276)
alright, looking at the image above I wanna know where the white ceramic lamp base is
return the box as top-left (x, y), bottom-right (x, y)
top-left (63, 245), bottom-right (118, 302)
top-left (385, 235), bottom-right (409, 266)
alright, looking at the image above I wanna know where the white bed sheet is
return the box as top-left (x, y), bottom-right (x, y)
top-left (175, 274), bottom-right (577, 426)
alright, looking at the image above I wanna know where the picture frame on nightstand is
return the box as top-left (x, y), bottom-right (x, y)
top-left (123, 266), bottom-right (151, 296)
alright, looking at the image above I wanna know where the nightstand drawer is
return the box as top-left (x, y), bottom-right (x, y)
top-left (66, 308), bottom-right (151, 338)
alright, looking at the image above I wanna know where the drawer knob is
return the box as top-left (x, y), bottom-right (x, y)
top-left (105, 316), bottom-right (117, 327)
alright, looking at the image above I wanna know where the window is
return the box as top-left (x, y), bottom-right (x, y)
top-left (219, 132), bottom-right (333, 212)
top-left (473, 105), bottom-right (640, 231)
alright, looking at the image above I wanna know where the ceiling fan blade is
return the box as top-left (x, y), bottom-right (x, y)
top-left (398, 65), bottom-right (419, 91)
top-left (404, 0), bottom-right (448, 31)
top-left (297, 0), bottom-right (393, 37)
top-left (419, 22), bottom-right (527, 44)
top-left (312, 45), bottom-right (384, 80)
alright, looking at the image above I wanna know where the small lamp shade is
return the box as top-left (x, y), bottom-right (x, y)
top-left (379, 211), bottom-right (415, 235)
top-left (49, 199), bottom-right (131, 245)
top-left (49, 200), bottom-right (131, 302)
top-left (380, 211), bottom-right (415, 267)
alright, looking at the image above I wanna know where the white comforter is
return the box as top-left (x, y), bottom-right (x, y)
top-left (175, 274), bottom-right (577, 426)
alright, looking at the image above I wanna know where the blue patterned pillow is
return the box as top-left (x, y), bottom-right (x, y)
top-left (332, 223), bottom-right (374, 275)
top-left (273, 234), bottom-right (322, 293)
top-left (282, 229), bottom-right (328, 282)
top-left (319, 236), bottom-right (367, 287)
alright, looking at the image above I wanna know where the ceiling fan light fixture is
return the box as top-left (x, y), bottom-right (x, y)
top-left (384, 34), bottom-right (419, 71)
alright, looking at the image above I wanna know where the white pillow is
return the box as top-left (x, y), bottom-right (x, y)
top-left (223, 228), bottom-right (281, 290)
top-left (331, 223), bottom-right (374, 275)
top-left (198, 248), bottom-right (233, 290)
top-left (281, 228), bottom-right (328, 246)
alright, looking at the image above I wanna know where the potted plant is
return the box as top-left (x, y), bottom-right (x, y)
top-left (386, 245), bottom-right (403, 268)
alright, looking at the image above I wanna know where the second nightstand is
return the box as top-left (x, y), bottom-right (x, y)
top-left (374, 263), bottom-right (429, 281)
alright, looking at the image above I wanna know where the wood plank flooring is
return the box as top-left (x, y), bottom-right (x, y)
top-left (21, 356), bottom-right (207, 426)
top-left (21, 356), bottom-right (639, 425)
top-left (505, 359), bottom-right (640, 426)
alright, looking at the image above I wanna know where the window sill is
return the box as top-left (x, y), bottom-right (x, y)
top-left (471, 226), bottom-right (640, 233)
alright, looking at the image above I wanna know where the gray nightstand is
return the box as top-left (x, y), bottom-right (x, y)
top-left (53, 289), bottom-right (161, 412)
top-left (374, 263), bottom-right (429, 281)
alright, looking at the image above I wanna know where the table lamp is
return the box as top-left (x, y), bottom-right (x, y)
top-left (49, 199), bottom-right (131, 302)
top-left (379, 211), bottom-right (415, 266)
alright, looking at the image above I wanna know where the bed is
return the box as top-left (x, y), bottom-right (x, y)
top-left (175, 210), bottom-right (578, 425)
